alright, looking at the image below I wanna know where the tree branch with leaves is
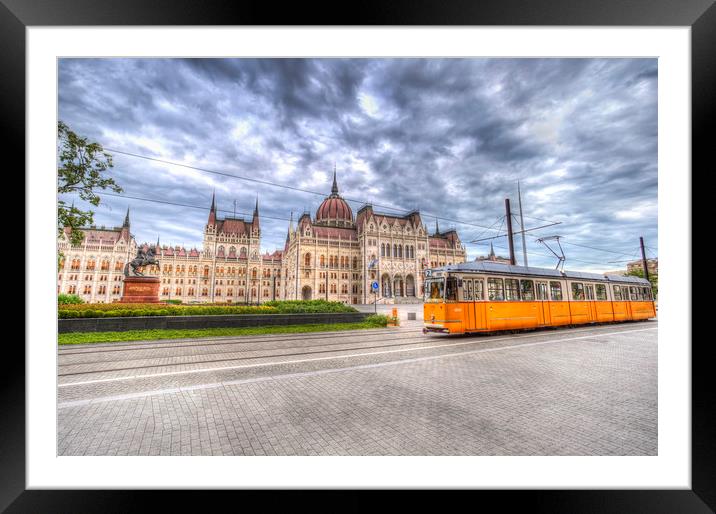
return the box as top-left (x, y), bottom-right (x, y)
top-left (57, 121), bottom-right (122, 247)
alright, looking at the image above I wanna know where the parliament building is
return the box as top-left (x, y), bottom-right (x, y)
top-left (57, 172), bottom-right (467, 304)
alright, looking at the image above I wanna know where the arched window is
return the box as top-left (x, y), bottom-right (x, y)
top-left (353, 257), bottom-right (358, 269)
top-left (203, 266), bottom-right (210, 277)
top-left (201, 288), bottom-right (208, 296)
top-left (320, 254), bottom-right (325, 267)
top-left (381, 243), bottom-right (385, 257)
top-left (305, 253), bottom-right (311, 266)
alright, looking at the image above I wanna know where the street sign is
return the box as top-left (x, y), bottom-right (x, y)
top-left (371, 281), bottom-right (379, 291)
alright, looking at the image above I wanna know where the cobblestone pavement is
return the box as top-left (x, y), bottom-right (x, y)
top-left (57, 321), bottom-right (657, 456)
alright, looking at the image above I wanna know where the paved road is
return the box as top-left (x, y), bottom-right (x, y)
top-left (57, 320), bottom-right (657, 456)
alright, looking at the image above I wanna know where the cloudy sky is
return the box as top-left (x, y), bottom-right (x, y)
top-left (58, 58), bottom-right (657, 272)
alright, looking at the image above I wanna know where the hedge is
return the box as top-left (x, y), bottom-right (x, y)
top-left (58, 300), bottom-right (357, 319)
top-left (58, 294), bottom-right (84, 305)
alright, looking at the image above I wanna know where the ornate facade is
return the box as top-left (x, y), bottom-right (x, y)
top-left (57, 172), bottom-right (467, 304)
top-left (281, 172), bottom-right (467, 304)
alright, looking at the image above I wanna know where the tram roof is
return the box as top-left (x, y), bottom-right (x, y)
top-left (433, 262), bottom-right (651, 285)
top-left (440, 261), bottom-right (563, 278)
top-left (604, 274), bottom-right (651, 285)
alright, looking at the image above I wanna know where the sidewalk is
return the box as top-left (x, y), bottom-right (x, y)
top-left (354, 302), bottom-right (424, 321)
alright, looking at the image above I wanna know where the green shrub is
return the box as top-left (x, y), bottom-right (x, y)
top-left (58, 294), bottom-right (84, 305)
top-left (364, 314), bottom-right (390, 327)
top-left (164, 299), bottom-right (183, 305)
top-left (263, 300), bottom-right (357, 313)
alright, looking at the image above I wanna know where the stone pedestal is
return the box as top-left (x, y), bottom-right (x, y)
top-left (120, 276), bottom-right (161, 303)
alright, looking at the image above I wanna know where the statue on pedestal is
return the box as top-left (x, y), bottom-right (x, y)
top-left (125, 246), bottom-right (160, 277)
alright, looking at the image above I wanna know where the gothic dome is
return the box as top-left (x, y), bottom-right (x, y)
top-left (315, 171), bottom-right (354, 227)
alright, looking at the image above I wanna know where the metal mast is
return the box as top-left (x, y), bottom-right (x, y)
top-left (505, 199), bottom-right (516, 265)
top-left (518, 180), bottom-right (528, 267)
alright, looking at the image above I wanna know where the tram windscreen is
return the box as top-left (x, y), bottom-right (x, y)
top-left (425, 279), bottom-right (444, 301)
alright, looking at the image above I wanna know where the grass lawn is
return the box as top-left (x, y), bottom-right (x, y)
top-left (58, 320), bottom-right (388, 345)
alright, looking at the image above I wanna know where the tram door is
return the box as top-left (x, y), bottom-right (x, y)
top-left (463, 278), bottom-right (475, 331)
top-left (536, 281), bottom-right (550, 326)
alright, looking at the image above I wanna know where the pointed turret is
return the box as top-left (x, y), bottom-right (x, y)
top-left (119, 206), bottom-right (131, 241)
top-left (208, 190), bottom-right (217, 225)
top-left (284, 211), bottom-right (294, 251)
top-left (435, 217), bottom-right (440, 236)
top-left (331, 165), bottom-right (339, 195)
top-left (489, 242), bottom-right (496, 259)
top-left (252, 194), bottom-right (260, 233)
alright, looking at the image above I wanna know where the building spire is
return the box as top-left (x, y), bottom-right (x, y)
top-left (435, 217), bottom-right (440, 235)
top-left (252, 194), bottom-right (260, 232)
top-left (208, 190), bottom-right (217, 225)
top-left (123, 206), bottom-right (130, 228)
top-left (331, 164), bottom-right (339, 195)
top-left (489, 242), bottom-right (496, 258)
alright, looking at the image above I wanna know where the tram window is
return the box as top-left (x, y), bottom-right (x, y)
top-left (585, 284), bottom-right (595, 300)
top-left (465, 279), bottom-right (473, 301)
top-left (520, 279), bottom-right (535, 301)
top-left (537, 281), bottom-right (548, 300)
top-left (550, 281), bottom-right (563, 301)
top-left (643, 287), bottom-right (652, 300)
top-left (488, 278), bottom-right (504, 301)
top-left (629, 286), bottom-right (638, 301)
top-left (571, 282), bottom-right (585, 300)
top-left (596, 283), bottom-right (607, 300)
top-left (427, 280), bottom-right (444, 300)
top-left (475, 279), bottom-right (484, 300)
top-left (445, 277), bottom-right (458, 301)
top-left (613, 285), bottom-right (623, 301)
top-left (505, 279), bottom-right (520, 301)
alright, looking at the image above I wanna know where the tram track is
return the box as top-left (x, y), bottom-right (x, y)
top-left (57, 334), bottom-right (443, 376)
top-left (57, 327), bottom-right (423, 355)
top-left (57, 322), bottom-right (655, 382)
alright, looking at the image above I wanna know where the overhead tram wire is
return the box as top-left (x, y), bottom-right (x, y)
top-left (100, 192), bottom-right (295, 223)
top-left (561, 240), bottom-right (640, 258)
top-left (103, 148), bottom-right (511, 233)
top-left (483, 242), bottom-right (632, 268)
top-left (103, 193), bottom-right (633, 265)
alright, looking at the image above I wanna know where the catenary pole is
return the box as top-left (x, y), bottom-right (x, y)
top-left (640, 236), bottom-right (650, 281)
top-left (518, 180), bottom-right (528, 267)
top-left (505, 199), bottom-right (516, 265)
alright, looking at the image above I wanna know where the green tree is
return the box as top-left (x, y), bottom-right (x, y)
top-left (625, 267), bottom-right (658, 299)
top-left (57, 121), bottom-right (122, 247)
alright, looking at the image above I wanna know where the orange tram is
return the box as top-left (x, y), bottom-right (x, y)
top-left (423, 261), bottom-right (656, 335)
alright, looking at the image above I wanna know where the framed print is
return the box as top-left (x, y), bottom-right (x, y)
top-left (8, 0), bottom-right (712, 511)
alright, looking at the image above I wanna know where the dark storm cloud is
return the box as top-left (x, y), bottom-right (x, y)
top-left (58, 58), bottom-right (658, 271)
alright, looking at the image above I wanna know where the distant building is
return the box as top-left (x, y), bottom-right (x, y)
top-left (57, 170), bottom-right (467, 304)
top-left (475, 242), bottom-right (511, 265)
top-left (57, 209), bottom-right (138, 301)
top-left (602, 269), bottom-right (627, 276)
top-left (627, 258), bottom-right (658, 276)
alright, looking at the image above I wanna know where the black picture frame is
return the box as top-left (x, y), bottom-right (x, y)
top-left (8, 0), bottom-right (710, 511)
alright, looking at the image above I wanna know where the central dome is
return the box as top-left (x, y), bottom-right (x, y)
top-left (315, 170), bottom-right (354, 227)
